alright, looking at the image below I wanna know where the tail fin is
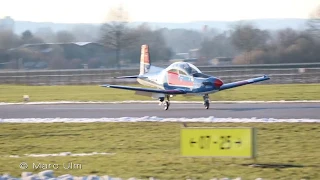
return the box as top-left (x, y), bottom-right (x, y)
top-left (139, 44), bottom-right (151, 75)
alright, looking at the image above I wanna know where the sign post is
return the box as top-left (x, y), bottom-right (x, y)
top-left (180, 127), bottom-right (257, 158)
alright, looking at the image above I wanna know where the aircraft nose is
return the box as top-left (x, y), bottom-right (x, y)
top-left (203, 77), bottom-right (223, 88)
top-left (214, 78), bottom-right (223, 88)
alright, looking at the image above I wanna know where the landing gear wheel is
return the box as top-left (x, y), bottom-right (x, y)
top-left (203, 94), bottom-right (210, 110)
top-left (163, 100), bottom-right (170, 110)
top-left (204, 100), bottom-right (210, 109)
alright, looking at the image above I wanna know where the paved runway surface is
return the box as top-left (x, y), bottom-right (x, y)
top-left (1, 103), bottom-right (320, 119)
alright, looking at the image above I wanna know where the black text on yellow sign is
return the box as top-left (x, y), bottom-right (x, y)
top-left (180, 127), bottom-right (257, 158)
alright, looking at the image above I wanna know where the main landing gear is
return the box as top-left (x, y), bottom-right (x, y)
top-left (159, 95), bottom-right (170, 110)
top-left (203, 94), bottom-right (210, 109)
top-left (158, 94), bottom-right (210, 110)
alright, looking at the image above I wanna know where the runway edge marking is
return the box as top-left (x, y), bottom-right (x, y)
top-left (0, 117), bottom-right (319, 123)
top-left (1, 100), bottom-right (320, 105)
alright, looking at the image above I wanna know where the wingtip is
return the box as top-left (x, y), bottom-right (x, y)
top-left (100, 84), bottom-right (110, 87)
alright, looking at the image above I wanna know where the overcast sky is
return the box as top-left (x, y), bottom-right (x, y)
top-left (0, 0), bottom-right (319, 23)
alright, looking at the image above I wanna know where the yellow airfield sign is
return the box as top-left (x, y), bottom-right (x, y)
top-left (180, 127), bottom-right (257, 158)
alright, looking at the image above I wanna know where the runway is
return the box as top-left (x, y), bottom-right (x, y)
top-left (1, 102), bottom-right (320, 119)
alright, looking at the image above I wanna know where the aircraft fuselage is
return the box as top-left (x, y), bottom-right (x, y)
top-left (137, 66), bottom-right (222, 96)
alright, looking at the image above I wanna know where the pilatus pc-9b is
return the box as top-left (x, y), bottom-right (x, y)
top-left (101, 44), bottom-right (270, 110)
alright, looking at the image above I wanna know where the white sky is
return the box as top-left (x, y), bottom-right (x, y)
top-left (0, 0), bottom-right (319, 23)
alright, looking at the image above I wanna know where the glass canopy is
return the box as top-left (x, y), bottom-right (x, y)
top-left (167, 62), bottom-right (202, 75)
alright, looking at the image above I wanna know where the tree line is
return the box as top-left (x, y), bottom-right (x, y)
top-left (0, 5), bottom-right (319, 69)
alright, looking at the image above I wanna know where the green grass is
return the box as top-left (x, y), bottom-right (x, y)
top-left (0, 123), bottom-right (319, 179)
top-left (0, 84), bottom-right (320, 102)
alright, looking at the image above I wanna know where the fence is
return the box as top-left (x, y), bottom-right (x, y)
top-left (0, 63), bottom-right (320, 85)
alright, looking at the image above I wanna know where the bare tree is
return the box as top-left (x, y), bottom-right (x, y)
top-left (100, 5), bottom-right (138, 69)
top-left (276, 28), bottom-right (298, 47)
top-left (71, 25), bottom-right (100, 42)
top-left (120, 23), bottom-right (172, 64)
top-left (231, 23), bottom-right (269, 52)
top-left (34, 27), bottom-right (57, 43)
top-left (21, 30), bottom-right (44, 44)
top-left (0, 29), bottom-right (20, 49)
top-left (161, 28), bottom-right (204, 53)
top-left (200, 32), bottom-right (237, 60)
top-left (307, 5), bottom-right (320, 40)
top-left (56, 30), bottom-right (76, 43)
top-left (230, 22), bottom-right (269, 63)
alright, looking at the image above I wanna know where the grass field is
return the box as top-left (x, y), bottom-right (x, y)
top-left (0, 122), bottom-right (319, 180)
top-left (0, 84), bottom-right (320, 102)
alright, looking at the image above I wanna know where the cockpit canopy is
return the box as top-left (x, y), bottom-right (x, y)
top-left (166, 62), bottom-right (202, 76)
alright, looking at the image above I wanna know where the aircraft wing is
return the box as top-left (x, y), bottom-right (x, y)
top-left (113, 75), bottom-right (148, 79)
top-left (219, 75), bottom-right (270, 91)
top-left (100, 84), bottom-right (187, 94)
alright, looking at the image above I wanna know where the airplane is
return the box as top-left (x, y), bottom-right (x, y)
top-left (101, 44), bottom-right (270, 110)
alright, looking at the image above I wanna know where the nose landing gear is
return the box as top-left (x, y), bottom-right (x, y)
top-left (203, 94), bottom-right (210, 109)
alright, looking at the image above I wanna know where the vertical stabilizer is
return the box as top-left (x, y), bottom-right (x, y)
top-left (140, 44), bottom-right (151, 75)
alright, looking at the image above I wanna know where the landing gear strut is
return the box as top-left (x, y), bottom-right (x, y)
top-left (203, 94), bottom-right (210, 109)
top-left (159, 95), bottom-right (170, 110)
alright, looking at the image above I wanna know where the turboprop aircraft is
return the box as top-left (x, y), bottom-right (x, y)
top-left (101, 44), bottom-right (270, 110)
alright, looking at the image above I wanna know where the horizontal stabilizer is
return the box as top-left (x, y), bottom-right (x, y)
top-left (113, 75), bottom-right (148, 79)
